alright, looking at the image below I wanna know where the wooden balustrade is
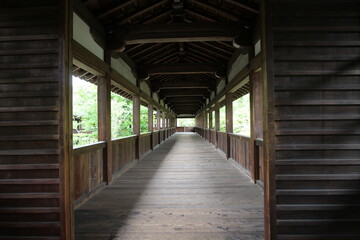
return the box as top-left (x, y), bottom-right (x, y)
top-left (73, 141), bottom-right (106, 206)
top-left (111, 135), bottom-right (137, 174)
top-left (255, 138), bottom-right (264, 188)
top-left (152, 130), bottom-right (160, 148)
top-left (210, 130), bottom-right (216, 145)
top-left (217, 131), bottom-right (227, 155)
top-left (139, 133), bottom-right (152, 158)
top-left (228, 133), bottom-right (251, 175)
top-left (159, 129), bottom-right (165, 142)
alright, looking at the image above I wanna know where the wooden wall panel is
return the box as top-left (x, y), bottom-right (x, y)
top-left (266, 0), bottom-right (360, 239)
top-left (0, 0), bottom-right (72, 239)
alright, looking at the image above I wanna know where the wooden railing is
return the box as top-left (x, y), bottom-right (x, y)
top-left (176, 126), bottom-right (195, 132)
top-left (159, 129), bottom-right (165, 142)
top-left (210, 129), bottom-right (216, 145)
top-left (73, 141), bottom-right (106, 206)
top-left (112, 135), bottom-right (137, 174)
top-left (152, 130), bottom-right (159, 148)
top-left (72, 128), bottom-right (177, 207)
top-left (255, 138), bottom-right (264, 187)
top-left (217, 131), bottom-right (227, 155)
top-left (229, 133), bottom-right (251, 174)
top-left (139, 132), bottom-right (151, 158)
top-left (194, 127), bottom-right (260, 184)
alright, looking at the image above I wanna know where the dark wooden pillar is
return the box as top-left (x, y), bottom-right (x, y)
top-left (249, 71), bottom-right (263, 182)
top-left (209, 110), bottom-right (213, 129)
top-left (156, 108), bottom-right (161, 130)
top-left (162, 111), bottom-right (166, 129)
top-left (97, 76), bottom-right (112, 184)
top-left (215, 103), bottom-right (220, 148)
top-left (225, 93), bottom-right (233, 159)
top-left (148, 104), bottom-right (153, 149)
top-left (133, 95), bottom-right (140, 160)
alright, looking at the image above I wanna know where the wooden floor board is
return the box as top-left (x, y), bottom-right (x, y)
top-left (75, 133), bottom-right (264, 240)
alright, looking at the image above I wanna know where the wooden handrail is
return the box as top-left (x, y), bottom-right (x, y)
top-left (228, 132), bottom-right (250, 139)
top-left (111, 135), bottom-right (137, 144)
top-left (73, 141), bottom-right (106, 156)
top-left (140, 132), bottom-right (152, 137)
top-left (255, 138), bottom-right (263, 146)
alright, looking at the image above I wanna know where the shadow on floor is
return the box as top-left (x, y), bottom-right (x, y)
top-left (75, 133), bottom-right (264, 240)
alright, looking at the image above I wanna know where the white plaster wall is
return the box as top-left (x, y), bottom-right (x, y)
top-left (217, 79), bottom-right (226, 94)
top-left (228, 54), bottom-right (249, 81)
top-left (153, 93), bottom-right (159, 103)
top-left (111, 57), bottom-right (137, 85)
top-left (73, 13), bottom-right (104, 60)
top-left (255, 40), bottom-right (261, 56)
top-left (140, 82), bottom-right (151, 95)
top-left (210, 91), bottom-right (215, 101)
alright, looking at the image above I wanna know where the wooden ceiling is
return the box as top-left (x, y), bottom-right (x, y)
top-left (80, 0), bottom-right (259, 115)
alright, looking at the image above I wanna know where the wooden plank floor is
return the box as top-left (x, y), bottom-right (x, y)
top-left (75, 133), bottom-right (264, 240)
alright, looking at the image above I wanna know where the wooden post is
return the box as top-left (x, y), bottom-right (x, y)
top-left (97, 76), bottom-right (113, 184)
top-left (225, 93), bottom-right (233, 159)
top-left (156, 108), bottom-right (161, 145)
top-left (133, 95), bottom-right (140, 160)
top-left (215, 103), bottom-right (220, 148)
top-left (148, 104), bottom-right (153, 150)
top-left (156, 108), bottom-right (161, 130)
top-left (162, 111), bottom-right (166, 129)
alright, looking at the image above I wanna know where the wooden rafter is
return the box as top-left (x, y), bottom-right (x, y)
top-left (96, 0), bottom-right (136, 19)
top-left (222, 0), bottom-right (259, 14)
top-left (151, 52), bottom-right (178, 64)
top-left (188, 42), bottom-right (230, 60)
top-left (201, 41), bottom-right (233, 55)
top-left (184, 0), bottom-right (239, 21)
top-left (135, 43), bottom-right (176, 62)
top-left (143, 9), bottom-right (172, 24)
top-left (109, 22), bottom-right (251, 46)
top-left (114, 0), bottom-right (171, 25)
top-left (183, 9), bottom-right (216, 22)
top-left (141, 63), bottom-right (223, 75)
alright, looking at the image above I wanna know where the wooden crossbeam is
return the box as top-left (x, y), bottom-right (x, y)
top-left (159, 89), bottom-right (210, 99)
top-left (152, 81), bottom-right (214, 92)
top-left (108, 22), bottom-right (252, 51)
top-left (141, 63), bottom-right (224, 75)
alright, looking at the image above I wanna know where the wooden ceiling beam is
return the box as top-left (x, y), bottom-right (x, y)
top-left (152, 81), bottom-right (214, 92)
top-left (185, 0), bottom-right (239, 21)
top-left (159, 89), bottom-right (210, 98)
top-left (188, 42), bottom-right (229, 60)
top-left (141, 63), bottom-right (224, 75)
top-left (151, 52), bottom-right (178, 64)
top-left (144, 9), bottom-right (172, 24)
top-left (116, 0), bottom-right (171, 25)
top-left (201, 41), bottom-right (233, 55)
top-left (183, 9), bottom-right (216, 22)
top-left (108, 22), bottom-right (252, 50)
top-left (135, 43), bottom-right (176, 62)
top-left (96, 0), bottom-right (136, 19)
top-left (222, 0), bottom-right (259, 14)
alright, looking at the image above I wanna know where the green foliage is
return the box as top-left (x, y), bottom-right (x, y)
top-left (111, 92), bottom-right (133, 139)
top-left (219, 106), bottom-right (226, 132)
top-left (140, 105), bottom-right (149, 133)
top-left (218, 94), bottom-right (250, 135)
top-left (233, 94), bottom-right (250, 136)
top-left (177, 118), bottom-right (194, 127)
top-left (73, 77), bottom-right (98, 146)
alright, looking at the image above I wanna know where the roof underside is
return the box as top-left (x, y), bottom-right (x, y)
top-left (77, 0), bottom-right (259, 115)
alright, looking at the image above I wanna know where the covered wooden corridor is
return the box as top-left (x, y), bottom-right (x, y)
top-left (75, 133), bottom-right (263, 240)
top-left (1, 0), bottom-right (360, 240)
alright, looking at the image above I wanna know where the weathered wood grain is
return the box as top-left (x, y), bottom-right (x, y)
top-left (75, 133), bottom-right (263, 240)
